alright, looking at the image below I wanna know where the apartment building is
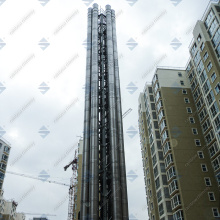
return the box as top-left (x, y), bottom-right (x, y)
top-left (74, 139), bottom-right (83, 220)
top-left (138, 68), bottom-right (219, 220)
top-left (0, 139), bottom-right (11, 193)
top-left (186, 1), bottom-right (220, 186)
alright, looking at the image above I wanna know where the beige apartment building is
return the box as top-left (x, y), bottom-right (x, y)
top-left (138, 69), bottom-right (219, 220)
top-left (186, 1), bottom-right (220, 186)
top-left (74, 139), bottom-right (83, 220)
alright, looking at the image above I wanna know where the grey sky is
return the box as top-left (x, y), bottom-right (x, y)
top-left (0, 0), bottom-right (213, 219)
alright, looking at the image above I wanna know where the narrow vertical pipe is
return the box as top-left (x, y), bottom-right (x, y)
top-left (111, 10), bottom-right (129, 220)
top-left (81, 7), bottom-right (92, 219)
top-left (105, 5), bottom-right (122, 219)
top-left (89, 3), bottom-right (99, 220)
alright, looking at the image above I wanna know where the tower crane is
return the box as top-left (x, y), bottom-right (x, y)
top-left (6, 171), bottom-right (69, 187)
top-left (64, 150), bottom-right (78, 220)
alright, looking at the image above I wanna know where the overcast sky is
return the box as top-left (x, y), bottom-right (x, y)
top-left (0, 0), bottom-right (214, 219)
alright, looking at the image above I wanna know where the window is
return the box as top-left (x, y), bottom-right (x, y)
top-left (197, 60), bottom-right (204, 74)
top-left (212, 28), bottom-right (220, 47)
top-left (206, 90), bottom-right (215, 106)
top-left (214, 115), bottom-right (220, 131)
top-left (210, 102), bottom-right (219, 118)
top-left (208, 18), bottom-right (218, 37)
top-left (199, 69), bottom-right (207, 85)
top-left (152, 155), bottom-right (157, 166)
top-left (209, 142), bottom-right (219, 158)
top-left (193, 88), bottom-right (201, 101)
top-left (167, 166), bottom-right (176, 181)
top-left (212, 156), bottom-right (220, 171)
top-left (200, 42), bottom-right (205, 51)
top-left (198, 151), bottom-right (204, 159)
top-left (173, 210), bottom-right (184, 220)
top-left (205, 9), bottom-right (214, 28)
top-left (171, 194), bottom-right (181, 209)
top-left (196, 97), bottom-right (204, 111)
top-left (192, 128), bottom-right (198, 135)
top-left (205, 177), bottom-right (211, 186)
top-left (212, 208), bottom-right (219, 217)
top-left (194, 52), bottom-right (201, 66)
top-left (178, 72), bottom-right (182, 77)
top-left (199, 108), bottom-right (207, 122)
top-left (202, 118), bottom-right (211, 133)
top-left (189, 117), bottom-right (195, 124)
top-left (0, 163), bottom-right (6, 171)
top-left (151, 202), bottom-right (154, 210)
top-left (195, 139), bottom-right (201, 146)
top-left (159, 203), bottom-right (164, 216)
top-left (211, 72), bottom-right (217, 83)
top-left (169, 179), bottom-right (178, 195)
top-left (214, 83), bottom-right (220, 95)
top-left (205, 130), bottom-right (215, 144)
top-left (160, 163), bottom-right (166, 173)
top-left (216, 44), bottom-right (220, 58)
top-left (0, 172), bottom-right (4, 180)
top-left (154, 166), bottom-right (158, 178)
top-left (165, 154), bottom-right (173, 168)
top-left (208, 192), bottom-right (215, 201)
top-left (182, 89), bottom-right (187, 94)
top-left (201, 164), bottom-right (208, 172)
top-left (180, 81), bottom-right (184, 86)
top-left (203, 79), bottom-right (211, 93)
top-left (163, 142), bottom-right (171, 156)
top-left (157, 190), bottom-right (162, 203)
top-left (155, 177), bottom-right (160, 190)
top-left (184, 98), bottom-right (190, 103)
top-left (2, 154), bottom-right (8, 162)
top-left (186, 107), bottom-right (192, 113)
top-left (207, 62), bottom-right (212, 72)
top-left (197, 34), bottom-right (201, 42)
top-left (203, 52), bottom-right (208, 62)
top-left (191, 43), bottom-right (197, 57)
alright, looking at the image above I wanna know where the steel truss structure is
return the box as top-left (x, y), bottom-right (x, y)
top-left (80, 4), bottom-right (129, 220)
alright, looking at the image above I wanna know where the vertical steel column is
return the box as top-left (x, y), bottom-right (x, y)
top-left (99, 13), bottom-right (108, 220)
top-left (105, 5), bottom-right (122, 220)
top-left (81, 7), bottom-right (92, 220)
top-left (111, 10), bottom-right (129, 220)
top-left (89, 3), bottom-right (99, 220)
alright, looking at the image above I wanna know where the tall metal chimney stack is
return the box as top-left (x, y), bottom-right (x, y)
top-left (80, 3), bottom-right (129, 220)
